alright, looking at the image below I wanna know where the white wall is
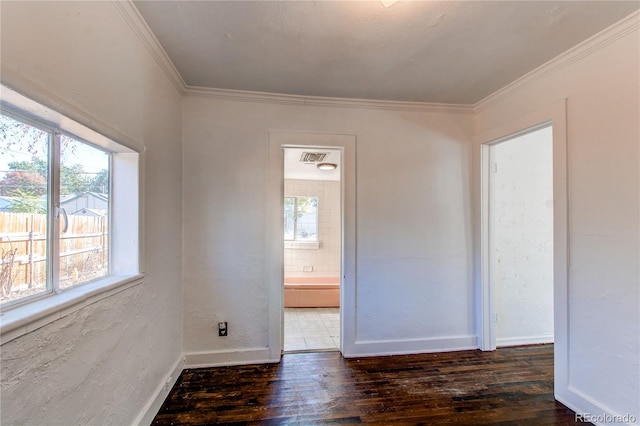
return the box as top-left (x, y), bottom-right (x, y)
top-left (491, 127), bottom-right (554, 346)
top-left (182, 95), bottom-right (475, 362)
top-left (0, 2), bottom-right (183, 425)
top-left (475, 21), bottom-right (639, 422)
top-left (2, 2), bottom-right (636, 423)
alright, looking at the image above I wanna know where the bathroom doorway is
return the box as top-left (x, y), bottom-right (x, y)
top-left (282, 147), bottom-right (342, 352)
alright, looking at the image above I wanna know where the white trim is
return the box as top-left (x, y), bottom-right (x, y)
top-left (345, 335), bottom-right (478, 358)
top-left (0, 274), bottom-right (144, 344)
top-left (112, 1), bottom-right (186, 95)
top-left (268, 131), bottom-right (357, 358)
top-left (496, 335), bottom-right (554, 348)
top-left (0, 80), bottom-right (142, 154)
top-left (479, 120), bottom-right (554, 351)
top-left (267, 133), bottom-right (284, 360)
top-left (134, 355), bottom-right (185, 426)
top-left (115, 0), bottom-right (472, 112)
top-left (558, 386), bottom-right (639, 426)
top-left (184, 348), bottom-right (278, 368)
top-left (115, 2), bottom-right (637, 114)
top-left (479, 144), bottom-right (493, 351)
top-left (185, 86), bottom-right (473, 113)
top-left (138, 148), bottom-right (147, 274)
top-left (474, 10), bottom-right (640, 112)
top-left (0, 85), bottom-right (144, 344)
top-left (111, 151), bottom-right (141, 275)
top-left (474, 98), bottom-right (568, 406)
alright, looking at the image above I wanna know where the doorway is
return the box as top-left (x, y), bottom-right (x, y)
top-left (267, 131), bottom-right (356, 359)
top-left (477, 100), bottom-right (568, 402)
top-left (488, 125), bottom-right (554, 348)
top-left (282, 147), bottom-right (342, 352)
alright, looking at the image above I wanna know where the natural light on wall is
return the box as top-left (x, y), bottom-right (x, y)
top-left (0, 84), bottom-right (142, 343)
top-left (381, 0), bottom-right (399, 7)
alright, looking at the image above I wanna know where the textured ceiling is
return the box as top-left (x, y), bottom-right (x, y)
top-left (134, 1), bottom-right (639, 104)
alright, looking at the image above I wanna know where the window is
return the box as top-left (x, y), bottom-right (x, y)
top-left (0, 87), bottom-right (140, 313)
top-left (284, 196), bottom-right (318, 241)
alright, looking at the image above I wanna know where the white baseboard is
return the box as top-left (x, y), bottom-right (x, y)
top-left (343, 335), bottom-right (478, 358)
top-left (184, 347), bottom-right (280, 368)
top-left (557, 386), bottom-right (638, 426)
top-left (496, 334), bottom-right (554, 347)
top-left (134, 355), bottom-right (185, 426)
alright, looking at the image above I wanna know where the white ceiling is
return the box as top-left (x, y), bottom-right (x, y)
top-left (134, 0), bottom-right (639, 104)
top-left (284, 147), bottom-right (341, 181)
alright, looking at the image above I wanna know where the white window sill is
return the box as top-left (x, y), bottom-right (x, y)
top-left (284, 241), bottom-right (319, 250)
top-left (0, 274), bottom-right (143, 344)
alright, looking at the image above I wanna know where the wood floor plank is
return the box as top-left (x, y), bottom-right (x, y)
top-left (153, 344), bottom-right (589, 425)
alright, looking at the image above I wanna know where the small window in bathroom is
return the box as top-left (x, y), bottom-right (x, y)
top-left (284, 196), bottom-right (318, 241)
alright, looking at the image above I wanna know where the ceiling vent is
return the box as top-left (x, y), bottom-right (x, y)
top-left (300, 152), bottom-right (329, 163)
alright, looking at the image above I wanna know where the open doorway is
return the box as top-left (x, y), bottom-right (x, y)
top-left (282, 147), bottom-right (342, 352)
top-left (488, 126), bottom-right (554, 348)
top-left (477, 100), bottom-right (567, 402)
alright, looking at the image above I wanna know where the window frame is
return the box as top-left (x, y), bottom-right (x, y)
top-left (0, 110), bottom-right (54, 308)
top-left (0, 85), bottom-right (143, 343)
top-left (1, 108), bottom-right (116, 308)
top-left (55, 130), bottom-right (114, 293)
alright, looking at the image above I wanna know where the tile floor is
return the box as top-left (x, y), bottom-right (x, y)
top-left (284, 308), bottom-right (340, 352)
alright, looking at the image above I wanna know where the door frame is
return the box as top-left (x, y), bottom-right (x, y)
top-left (475, 99), bottom-right (568, 397)
top-left (267, 131), bottom-right (357, 358)
top-left (483, 122), bottom-right (554, 349)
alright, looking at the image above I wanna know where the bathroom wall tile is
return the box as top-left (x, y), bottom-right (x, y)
top-left (284, 179), bottom-right (340, 278)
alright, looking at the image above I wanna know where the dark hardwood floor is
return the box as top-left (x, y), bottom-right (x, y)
top-left (153, 344), bottom-right (588, 425)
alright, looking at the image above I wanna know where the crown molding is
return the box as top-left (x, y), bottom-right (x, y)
top-left (114, 1), bottom-right (637, 114)
top-left (474, 9), bottom-right (640, 112)
top-left (115, 0), bottom-right (471, 113)
top-left (184, 86), bottom-right (474, 113)
top-left (112, 0), bottom-right (187, 95)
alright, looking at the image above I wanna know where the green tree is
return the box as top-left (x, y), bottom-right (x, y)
top-left (60, 163), bottom-right (90, 195)
top-left (8, 189), bottom-right (45, 213)
top-left (7, 158), bottom-right (47, 177)
top-left (295, 196), bottom-right (317, 218)
top-left (0, 171), bottom-right (47, 196)
top-left (3, 158), bottom-right (104, 195)
top-left (0, 115), bottom-right (48, 157)
top-left (88, 169), bottom-right (109, 194)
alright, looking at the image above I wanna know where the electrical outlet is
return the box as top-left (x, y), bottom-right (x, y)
top-left (218, 321), bottom-right (228, 336)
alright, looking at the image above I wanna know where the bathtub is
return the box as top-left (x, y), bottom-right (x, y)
top-left (284, 276), bottom-right (340, 308)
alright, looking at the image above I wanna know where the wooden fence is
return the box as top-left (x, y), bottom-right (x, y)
top-left (0, 212), bottom-right (108, 303)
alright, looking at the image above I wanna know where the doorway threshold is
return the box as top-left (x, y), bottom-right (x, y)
top-left (284, 348), bottom-right (340, 355)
